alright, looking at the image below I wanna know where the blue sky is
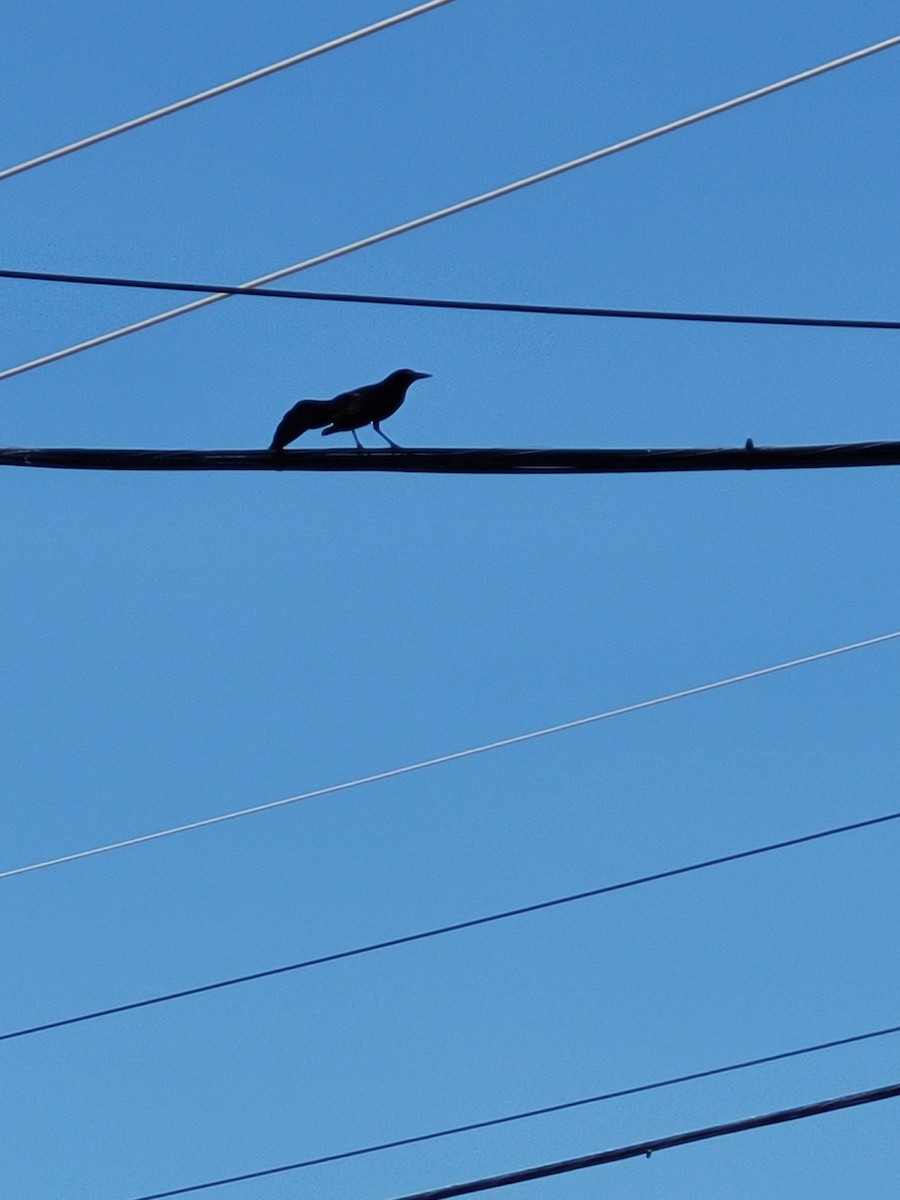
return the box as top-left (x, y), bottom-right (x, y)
top-left (1, 3), bottom-right (898, 1197)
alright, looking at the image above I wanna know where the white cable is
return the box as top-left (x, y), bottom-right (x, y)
top-left (0, 33), bottom-right (897, 384)
top-left (0, 0), bottom-right (457, 183)
top-left (2, 629), bottom-right (897, 882)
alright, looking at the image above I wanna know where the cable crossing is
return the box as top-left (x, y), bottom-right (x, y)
top-left (2, 33), bottom-right (896, 383)
top-left (124, 1078), bottom-right (900, 1199)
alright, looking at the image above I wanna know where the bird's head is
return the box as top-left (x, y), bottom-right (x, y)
top-left (389, 369), bottom-right (431, 389)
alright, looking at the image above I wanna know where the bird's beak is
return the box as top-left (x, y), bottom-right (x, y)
top-left (413, 372), bottom-right (432, 380)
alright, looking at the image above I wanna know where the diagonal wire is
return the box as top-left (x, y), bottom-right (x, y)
top-left (382, 1083), bottom-right (900, 1200)
top-left (124, 1066), bottom-right (900, 1199)
top-left (3, 808), bottom-right (899, 1042)
top-left (1, 33), bottom-right (897, 383)
top-left (1, 629), bottom-right (897, 882)
top-left (2, 266), bottom-right (899, 330)
top-left (0, 0), bottom-right (457, 183)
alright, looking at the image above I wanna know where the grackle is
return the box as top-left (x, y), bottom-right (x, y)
top-left (270, 369), bottom-right (431, 451)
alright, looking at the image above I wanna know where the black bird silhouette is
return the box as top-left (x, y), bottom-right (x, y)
top-left (270, 369), bottom-right (431, 451)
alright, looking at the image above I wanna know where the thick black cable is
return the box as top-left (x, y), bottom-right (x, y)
top-left (385, 1082), bottom-right (900, 1200)
top-left (4, 808), bottom-right (897, 1045)
top-left (124, 1071), bottom-right (900, 1199)
top-left (3, 442), bottom-right (900, 474)
top-left (1, 267), bottom-right (897, 330)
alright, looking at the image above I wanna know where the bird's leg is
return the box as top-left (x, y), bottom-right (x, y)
top-left (373, 422), bottom-right (401, 450)
top-left (351, 429), bottom-right (364, 451)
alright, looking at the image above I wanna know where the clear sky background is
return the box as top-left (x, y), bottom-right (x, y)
top-left (1, 3), bottom-right (898, 1198)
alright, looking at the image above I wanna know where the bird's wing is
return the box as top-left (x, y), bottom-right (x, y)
top-left (332, 384), bottom-right (374, 420)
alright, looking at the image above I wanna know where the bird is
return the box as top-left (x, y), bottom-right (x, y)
top-left (269, 369), bottom-right (431, 451)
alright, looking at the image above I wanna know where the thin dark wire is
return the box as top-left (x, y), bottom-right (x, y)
top-left (125, 1071), bottom-right (900, 1199)
top-left (6, 808), bottom-right (898, 1045)
top-left (384, 1082), bottom-right (900, 1200)
top-left (1, 267), bottom-right (897, 329)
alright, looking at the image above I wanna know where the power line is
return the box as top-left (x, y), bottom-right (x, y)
top-left (2, 267), bottom-right (897, 330)
top-left (124, 1075), bottom-right (900, 1199)
top-left (1, 628), bottom-right (896, 882)
top-left (3, 442), bottom-right (900, 474)
top-left (3, 808), bottom-right (898, 1042)
top-left (0, 1), bottom-right (457, 183)
top-left (384, 1082), bottom-right (900, 1200)
top-left (2, 34), bottom-right (897, 384)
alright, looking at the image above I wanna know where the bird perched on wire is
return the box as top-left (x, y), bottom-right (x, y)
top-left (269, 369), bottom-right (431, 451)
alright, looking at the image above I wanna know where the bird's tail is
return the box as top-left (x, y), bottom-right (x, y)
top-left (270, 399), bottom-right (341, 450)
